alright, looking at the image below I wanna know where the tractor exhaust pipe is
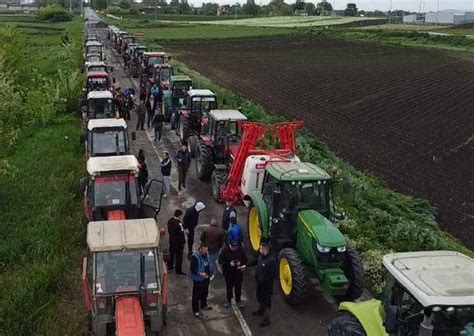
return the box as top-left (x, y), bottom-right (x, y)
top-left (419, 309), bottom-right (434, 336)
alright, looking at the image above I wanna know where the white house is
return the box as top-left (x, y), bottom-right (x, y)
top-left (425, 10), bottom-right (474, 25)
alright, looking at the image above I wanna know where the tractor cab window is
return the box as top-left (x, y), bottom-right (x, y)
top-left (148, 56), bottom-right (164, 67)
top-left (91, 130), bottom-right (127, 155)
top-left (282, 180), bottom-right (330, 216)
top-left (88, 66), bottom-right (106, 72)
top-left (191, 96), bottom-right (217, 114)
top-left (87, 55), bottom-right (101, 63)
top-left (263, 174), bottom-right (280, 204)
top-left (87, 46), bottom-right (102, 55)
top-left (160, 68), bottom-right (173, 82)
top-left (88, 78), bottom-right (108, 91)
top-left (93, 175), bottom-right (139, 207)
top-left (89, 99), bottom-right (113, 118)
top-left (94, 249), bottom-right (158, 295)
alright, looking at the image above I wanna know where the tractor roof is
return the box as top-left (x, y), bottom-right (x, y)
top-left (87, 71), bottom-right (108, 78)
top-left (188, 89), bottom-right (215, 97)
top-left (383, 251), bottom-right (474, 307)
top-left (266, 162), bottom-right (331, 181)
top-left (128, 42), bottom-right (138, 47)
top-left (87, 90), bottom-right (113, 100)
top-left (209, 109), bottom-right (247, 121)
top-left (86, 41), bottom-right (102, 47)
top-left (87, 118), bottom-right (127, 131)
top-left (153, 63), bottom-right (172, 69)
top-left (171, 75), bottom-right (191, 82)
top-left (87, 61), bottom-right (106, 67)
top-left (87, 155), bottom-right (139, 175)
top-left (87, 219), bottom-right (159, 252)
top-left (144, 51), bottom-right (166, 57)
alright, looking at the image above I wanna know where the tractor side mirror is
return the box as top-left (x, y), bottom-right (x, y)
top-left (79, 177), bottom-right (88, 195)
top-left (142, 179), bottom-right (164, 215)
top-left (383, 304), bottom-right (399, 333)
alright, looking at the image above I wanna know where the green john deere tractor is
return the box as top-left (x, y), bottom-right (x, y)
top-left (245, 161), bottom-right (364, 304)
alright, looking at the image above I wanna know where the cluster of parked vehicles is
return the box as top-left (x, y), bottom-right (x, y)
top-left (79, 21), bottom-right (474, 336)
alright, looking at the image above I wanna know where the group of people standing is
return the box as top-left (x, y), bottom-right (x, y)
top-left (136, 82), bottom-right (165, 143)
top-left (166, 200), bottom-right (278, 328)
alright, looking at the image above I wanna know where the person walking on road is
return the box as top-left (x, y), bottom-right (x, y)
top-left (136, 99), bottom-right (146, 131)
top-left (218, 240), bottom-right (248, 309)
top-left (137, 149), bottom-right (148, 195)
top-left (160, 151), bottom-right (172, 197)
top-left (250, 238), bottom-right (278, 328)
top-left (175, 144), bottom-right (191, 192)
top-left (152, 112), bottom-right (164, 142)
top-left (222, 199), bottom-right (237, 231)
top-left (145, 95), bottom-right (154, 128)
top-left (200, 217), bottom-right (225, 280)
top-left (150, 83), bottom-right (161, 113)
top-left (190, 243), bottom-right (212, 318)
top-left (183, 201), bottom-right (206, 259)
top-left (167, 209), bottom-right (186, 275)
top-left (226, 214), bottom-right (243, 247)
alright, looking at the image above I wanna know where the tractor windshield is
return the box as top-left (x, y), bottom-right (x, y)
top-left (148, 56), bottom-right (164, 67)
top-left (94, 249), bottom-right (158, 295)
top-left (87, 46), bottom-right (102, 55)
top-left (160, 68), bottom-right (172, 82)
top-left (91, 130), bottom-right (127, 156)
top-left (87, 55), bottom-right (101, 63)
top-left (172, 81), bottom-right (191, 98)
top-left (88, 66), bottom-right (106, 72)
top-left (88, 78), bottom-right (109, 91)
top-left (93, 175), bottom-right (139, 207)
top-left (282, 180), bottom-right (330, 216)
top-left (191, 97), bottom-right (217, 114)
top-left (89, 98), bottom-right (114, 118)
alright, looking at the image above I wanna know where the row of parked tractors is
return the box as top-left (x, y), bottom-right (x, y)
top-left (80, 21), bottom-right (474, 336)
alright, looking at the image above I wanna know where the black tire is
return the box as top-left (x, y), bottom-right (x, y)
top-left (327, 312), bottom-right (366, 336)
top-left (162, 305), bottom-right (167, 327)
top-left (278, 248), bottom-right (307, 305)
top-left (211, 169), bottom-right (227, 202)
top-left (180, 117), bottom-right (190, 144)
top-left (188, 135), bottom-right (198, 158)
top-left (196, 141), bottom-right (214, 181)
top-left (341, 246), bottom-right (364, 301)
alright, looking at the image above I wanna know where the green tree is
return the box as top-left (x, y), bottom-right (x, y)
top-left (242, 0), bottom-right (260, 16)
top-left (344, 3), bottom-right (358, 16)
top-left (316, 1), bottom-right (332, 15)
top-left (305, 2), bottom-right (316, 15)
top-left (91, 0), bottom-right (107, 10)
top-left (200, 2), bottom-right (218, 15)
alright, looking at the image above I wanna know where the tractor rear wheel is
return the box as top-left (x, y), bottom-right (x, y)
top-left (179, 117), bottom-right (190, 144)
top-left (327, 312), bottom-right (366, 336)
top-left (196, 141), bottom-right (214, 181)
top-left (341, 246), bottom-right (364, 301)
top-left (188, 135), bottom-right (198, 158)
top-left (211, 169), bottom-right (227, 202)
top-left (278, 248), bottom-right (307, 305)
top-left (247, 205), bottom-right (262, 254)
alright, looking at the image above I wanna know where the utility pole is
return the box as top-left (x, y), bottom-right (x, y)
top-left (388, 0), bottom-right (392, 24)
top-left (155, 0), bottom-right (157, 21)
top-left (436, 0), bottom-right (440, 25)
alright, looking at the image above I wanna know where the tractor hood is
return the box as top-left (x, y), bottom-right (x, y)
top-left (297, 210), bottom-right (345, 248)
top-left (115, 296), bottom-right (145, 336)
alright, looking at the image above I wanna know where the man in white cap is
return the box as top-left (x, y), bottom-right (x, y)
top-left (183, 201), bottom-right (206, 259)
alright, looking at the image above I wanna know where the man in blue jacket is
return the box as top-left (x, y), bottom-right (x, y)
top-left (190, 243), bottom-right (212, 318)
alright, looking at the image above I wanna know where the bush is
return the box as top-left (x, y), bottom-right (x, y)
top-left (37, 5), bottom-right (72, 22)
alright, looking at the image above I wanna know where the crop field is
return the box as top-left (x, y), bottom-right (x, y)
top-left (169, 36), bottom-right (474, 249)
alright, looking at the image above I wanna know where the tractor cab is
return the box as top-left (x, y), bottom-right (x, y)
top-left (130, 46), bottom-right (148, 78)
top-left (132, 45), bottom-right (147, 58)
top-left (86, 71), bottom-right (111, 93)
top-left (82, 219), bottom-right (168, 336)
top-left (86, 61), bottom-right (111, 73)
top-left (122, 35), bottom-right (136, 51)
top-left (141, 52), bottom-right (167, 74)
top-left (85, 53), bottom-right (101, 65)
top-left (125, 43), bottom-right (139, 56)
top-left (153, 64), bottom-right (174, 89)
top-left (178, 89), bottom-right (217, 143)
top-left (115, 31), bottom-right (128, 53)
top-left (81, 156), bottom-right (164, 222)
top-left (166, 76), bottom-right (193, 129)
top-left (85, 34), bottom-right (97, 42)
top-left (85, 41), bottom-right (104, 60)
top-left (171, 75), bottom-right (192, 100)
top-left (330, 251), bottom-right (474, 336)
top-left (84, 118), bottom-right (129, 158)
top-left (84, 90), bottom-right (114, 121)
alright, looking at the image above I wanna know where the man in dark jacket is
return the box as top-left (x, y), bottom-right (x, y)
top-left (219, 240), bottom-right (248, 309)
top-left (183, 201), bottom-right (206, 259)
top-left (167, 209), bottom-right (185, 275)
top-left (190, 243), bottom-right (212, 318)
top-left (160, 151), bottom-right (172, 197)
top-left (200, 217), bottom-right (225, 279)
top-left (175, 144), bottom-right (191, 191)
top-left (250, 238), bottom-right (278, 327)
top-left (222, 199), bottom-right (237, 231)
top-left (136, 99), bottom-right (146, 130)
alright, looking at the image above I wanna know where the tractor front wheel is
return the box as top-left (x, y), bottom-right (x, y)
top-left (341, 246), bottom-right (364, 301)
top-left (247, 205), bottom-right (262, 254)
top-left (278, 248), bottom-right (307, 305)
top-left (196, 141), bottom-right (214, 181)
top-left (327, 312), bottom-right (366, 336)
top-left (211, 169), bottom-right (227, 202)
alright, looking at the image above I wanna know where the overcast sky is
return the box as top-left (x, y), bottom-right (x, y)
top-left (194, 0), bottom-right (474, 12)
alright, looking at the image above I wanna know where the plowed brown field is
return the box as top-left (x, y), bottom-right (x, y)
top-left (169, 36), bottom-right (474, 249)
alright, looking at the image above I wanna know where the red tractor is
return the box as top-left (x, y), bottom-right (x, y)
top-left (194, 109), bottom-right (247, 184)
top-left (139, 52), bottom-right (168, 86)
top-left (82, 218), bottom-right (169, 336)
top-left (85, 71), bottom-right (113, 94)
top-left (80, 155), bottom-right (164, 221)
top-left (177, 89), bottom-right (217, 148)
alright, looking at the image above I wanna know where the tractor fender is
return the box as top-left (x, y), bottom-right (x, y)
top-left (246, 192), bottom-right (270, 234)
top-left (339, 299), bottom-right (388, 336)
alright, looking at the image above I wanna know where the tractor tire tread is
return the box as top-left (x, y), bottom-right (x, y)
top-left (211, 170), bottom-right (227, 202)
top-left (196, 141), bottom-right (214, 181)
top-left (279, 248), bottom-right (307, 305)
top-left (342, 246), bottom-right (364, 301)
top-left (327, 312), bottom-right (366, 336)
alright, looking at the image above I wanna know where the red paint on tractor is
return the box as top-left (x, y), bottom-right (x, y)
top-left (107, 210), bottom-right (127, 220)
top-left (115, 297), bottom-right (145, 336)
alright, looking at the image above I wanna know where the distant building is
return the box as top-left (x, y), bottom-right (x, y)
top-left (403, 13), bottom-right (425, 24)
top-left (425, 10), bottom-right (474, 25)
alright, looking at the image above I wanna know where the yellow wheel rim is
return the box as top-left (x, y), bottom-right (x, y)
top-left (279, 257), bottom-right (292, 295)
top-left (248, 207), bottom-right (261, 252)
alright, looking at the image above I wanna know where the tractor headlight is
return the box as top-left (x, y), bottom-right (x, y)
top-left (337, 246), bottom-right (346, 253)
top-left (316, 243), bottom-right (331, 253)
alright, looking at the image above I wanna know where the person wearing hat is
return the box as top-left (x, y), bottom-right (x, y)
top-left (190, 243), bottom-right (212, 318)
top-left (249, 238), bottom-right (277, 328)
top-left (226, 214), bottom-right (242, 247)
top-left (222, 199), bottom-right (237, 231)
top-left (183, 201), bottom-right (206, 259)
top-left (160, 151), bottom-right (172, 197)
top-left (218, 238), bottom-right (248, 309)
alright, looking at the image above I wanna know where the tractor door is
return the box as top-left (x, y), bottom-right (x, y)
top-left (142, 179), bottom-right (164, 218)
